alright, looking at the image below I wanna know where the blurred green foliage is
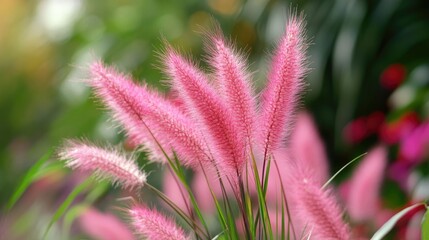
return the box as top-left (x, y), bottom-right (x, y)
top-left (1, 0), bottom-right (429, 218)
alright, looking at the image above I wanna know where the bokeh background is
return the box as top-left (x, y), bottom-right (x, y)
top-left (1, 0), bottom-right (429, 239)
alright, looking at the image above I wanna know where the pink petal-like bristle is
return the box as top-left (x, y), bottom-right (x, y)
top-left (260, 16), bottom-right (307, 155)
top-left (290, 168), bottom-right (351, 239)
top-left (347, 146), bottom-right (387, 222)
top-left (164, 47), bottom-right (246, 178)
top-left (59, 140), bottom-right (146, 189)
top-left (129, 205), bottom-right (189, 240)
top-left (206, 29), bottom-right (256, 149)
top-left (90, 62), bottom-right (212, 168)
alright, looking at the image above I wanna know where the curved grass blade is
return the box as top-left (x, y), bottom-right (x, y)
top-left (423, 205), bottom-right (429, 240)
top-left (7, 149), bottom-right (53, 210)
top-left (43, 177), bottom-right (92, 239)
top-left (371, 202), bottom-right (425, 240)
top-left (322, 152), bottom-right (366, 189)
top-left (62, 204), bottom-right (89, 240)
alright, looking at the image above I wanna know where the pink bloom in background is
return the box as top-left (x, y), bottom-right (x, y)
top-left (379, 112), bottom-right (419, 145)
top-left (345, 146), bottom-right (387, 223)
top-left (380, 64), bottom-right (407, 90)
top-left (129, 205), bottom-right (189, 240)
top-left (79, 207), bottom-right (134, 240)
top-left (400, 121), bottom-right (429, 163)
top-left (289, 112), bottom-right (329, 184)
top-left (343, 111), bottom-right (385, 144)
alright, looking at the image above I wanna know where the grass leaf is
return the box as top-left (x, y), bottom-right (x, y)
top-left (7, 149), bottom-right (53, 210)
top-left (422, 205), bottom-right (429, 240)
top-left (322, 152), bottom-right (367, 189)
top-left (43, 177), bottom-right (92, 238)
top-left (371, 202), bottom-right (425, 240)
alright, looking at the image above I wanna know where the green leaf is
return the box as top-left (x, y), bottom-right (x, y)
top-left (43, 178), bottom-right (92, 238)
top-left (422, 206), bottom-right (429, 240)
top-left (7, 149), bottom-right (53, 210)
top-left (371, 202), bottom-right (425, 240)
top-left (322, 152), bottom-right (366, 189)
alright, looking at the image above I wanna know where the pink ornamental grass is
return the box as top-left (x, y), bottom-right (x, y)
top-left (163, 46), bottom-right (247, 179)
top-left (129, 205), bottom-right (189, 240)
top-left (289, 167), bottom-right (351, 239)
top-left (205, 27), bottom-right (257, 147)
top-left (58, 15), bottom-right (315, 239)
top-left (90, 63), bottom-right (212, 168)
top-left (59, 140), bottom-right (146, 189)
top-left (260, 17), bottom-right (307, 156)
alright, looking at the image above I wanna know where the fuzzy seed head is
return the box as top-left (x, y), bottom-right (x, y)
top-left (260, 16), bottom-right (307, 155)
top-left (59, 140), bottom-right (146, 189)
top-left (129, 205), bottom-right (189, 240)
top-left (290, 168), bottom-right (350, 239)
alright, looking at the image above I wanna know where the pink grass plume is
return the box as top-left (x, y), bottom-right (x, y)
top-left (260, 16), bottom-right (307, 155)
top-left (90, 62), bottom-right (212, 168)
top-left (129, 205), bottom-right (189, 240)
top-left (347, 146), bottom-right (387, 222)
top-left (163, 46), bottom-right (246, 177)
top-left (59, 140), bottom-right (146, 189)
top-left (290, 167), bottom-right (351, 239)
top-left (206, 28), bottom-right (256, 148)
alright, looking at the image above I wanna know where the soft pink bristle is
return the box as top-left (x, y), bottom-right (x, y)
top-left (129, 205), bottom-right (189, 240)
top-left (206, 30), bottom-right (257, 149)
top-left (90, 62), bottom-right (171, 162)
top-left (59, 140), bottom-right (146, 189)
top-left (163, 47), bottom-right (246, 178)
top-left (260, 16), bottom-right (307, 155)
top-left (90, 62), bottom-right (212, 168)
top-left (290, 168), bottom-right (351, 239)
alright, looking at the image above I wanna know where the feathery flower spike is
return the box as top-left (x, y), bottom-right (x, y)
top-left (90, 62), bottom-right (212, 168)
top-left (260, 16), bottom-right (307, 155)
top-left (59, 140), bottom-right (146, 189)
top-left (290, 167), bottom-right (351, 239)
top-left (206, 27), bottom-right (256, 148)
top-left (89, 62), bottom-right (170, 162)
top-left (164, 47), bottom-right (246, 177)
top-left (129, 205), bottom-right (189, 240)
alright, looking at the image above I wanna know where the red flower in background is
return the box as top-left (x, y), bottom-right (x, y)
top-left (380, 64), bottom-right (407, 90)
